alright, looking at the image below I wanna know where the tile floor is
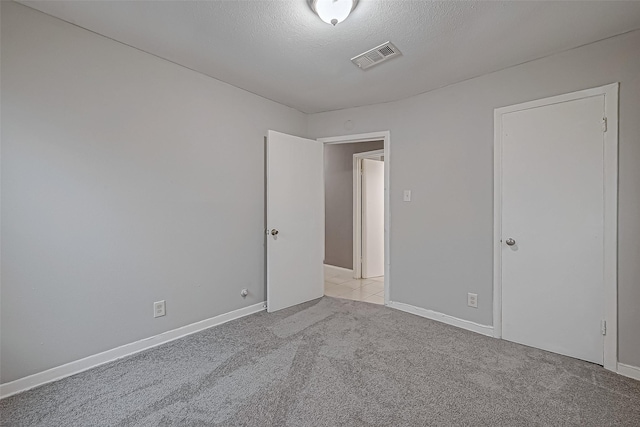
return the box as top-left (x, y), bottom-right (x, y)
top-left (324, 268), bottom-right (385, 305)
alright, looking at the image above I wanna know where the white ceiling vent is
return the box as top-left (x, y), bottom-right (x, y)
top-left (351, 42), bottom-right (401, 70)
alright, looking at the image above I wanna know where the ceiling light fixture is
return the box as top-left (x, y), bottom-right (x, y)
top-left (309, 0), bottom-right (358, 26)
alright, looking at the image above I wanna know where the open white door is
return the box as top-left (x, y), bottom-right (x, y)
top-left (266, 130), bottom-right (324, 313)
top-left (362, 159), bottom-right (384, 278)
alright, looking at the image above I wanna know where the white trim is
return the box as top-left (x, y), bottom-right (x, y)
top-left (617, 363), bottom-right (640, 382)
top-left (318, 131), bottom-right (386, 145)
top-left (0, 302), bottom-right (266, 399)
top-left (388, 301), bottom-right (494, 337)
top-left (352, 149), bottom-right (385, 279)
top-left (323, 264), bottom-right (353, 277)
top-left (493, 103), bottom-right (503, 339)
top-left (602, 84), bottom-right (619, 372)
top-left (493, 83), bottom-right (619, 371)
top-left (356, 149), bottom-right (384, 160)
top-left (318, 131), bottom-right (391, 305)
top-left (353, 156), bottom-right (363, 279)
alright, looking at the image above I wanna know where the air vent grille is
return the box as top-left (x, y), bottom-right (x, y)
top-left (378, 45), bottom-right (395, 57)
top-left (351, 42), bottom-right (401, 70)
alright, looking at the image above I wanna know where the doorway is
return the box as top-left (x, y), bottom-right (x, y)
top-left (323, 143), bottom-right (385, 304)
top-left (354, 150), bottom-right (385, 280)
top-left (493, 84), bottom-right (618, 370)
top-left (320, 132), bottom-right (390, 305)
top-left (265, 130), bottom-right (390, 313)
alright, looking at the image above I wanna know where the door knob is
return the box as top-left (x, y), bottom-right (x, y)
top-left (271, 229), bottom-right (279, 236)
top-left (505, 238), bottom-right (516, 246)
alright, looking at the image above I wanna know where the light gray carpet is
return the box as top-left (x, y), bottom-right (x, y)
top-left (1, 297), bottom-right (639, 426)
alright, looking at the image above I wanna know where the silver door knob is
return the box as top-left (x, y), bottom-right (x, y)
top-left (505, 238), bottom-right (516, 246)
top-left (271, 229), bottom-right (279, 236)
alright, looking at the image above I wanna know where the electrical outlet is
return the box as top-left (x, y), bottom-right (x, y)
top-left (467, 293), bottom-right (478, 308)
top-left (154, 300), bottom-right (166, 318)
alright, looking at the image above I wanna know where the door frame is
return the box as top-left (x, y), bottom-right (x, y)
top-left (318, 132), bottom-right (391, 305)
top-left (493, 83), bottom-right (619, 371)
top-left (353, 149), bottom-right (385, 279)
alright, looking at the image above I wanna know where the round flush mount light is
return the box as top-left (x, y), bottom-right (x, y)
top-left (309, 0), bottom-right (359, 26)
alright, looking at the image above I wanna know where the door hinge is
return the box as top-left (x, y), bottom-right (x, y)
top-left (602, 117), bottom-right (608, 133)
top-left (601, 320), bottom-right (607, 336)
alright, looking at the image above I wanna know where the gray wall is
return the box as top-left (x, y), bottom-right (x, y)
top-left (0, 2), bottom-right (307, 383)
top-left (309, 30), bottom-right (640, 368)
top-left (324, 141), bottom-right (384, 269)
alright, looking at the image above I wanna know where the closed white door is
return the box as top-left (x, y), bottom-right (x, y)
top-left (501, 95), bottom-right (605, 364)
top-left (266, 130), bottom-right (324, 313)
top-left (362, 159), bottom-right (384, 278)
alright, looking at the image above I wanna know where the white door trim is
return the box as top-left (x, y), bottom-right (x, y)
top-left (355, 149), bottom-right (384, 160)
top-left (318, 132), bottom-right (391, 305)
top-left (493, 83), bottom-right (619, 371)
top-left (353, 149), bottom-right (385, 279)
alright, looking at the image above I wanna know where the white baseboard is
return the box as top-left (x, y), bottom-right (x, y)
top-left (618, 363), bottom-right (640, 381)
top-left (0, 302), bottom-right (266, 399)
top-left (323, 264), bottom-right (353, 276)
top-left (387, 301), bottom-right (494, 337)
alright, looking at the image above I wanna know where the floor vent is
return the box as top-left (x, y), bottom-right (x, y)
top-left (351, 42), bottom-right (401, 70)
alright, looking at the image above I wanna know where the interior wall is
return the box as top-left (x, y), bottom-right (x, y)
top-left (0, 2), bottom-right (307, 383)
top-left (324, 141), bottom-right (383, 270)
top-left (309, 30), bottom-right (640, 368)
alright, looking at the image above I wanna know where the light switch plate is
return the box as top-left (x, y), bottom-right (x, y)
top-left (403, 190), bottom-right (412, 202)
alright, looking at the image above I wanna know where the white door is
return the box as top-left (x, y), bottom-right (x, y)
top-left (266, 130), bottom-right (324, 313)
top-left (362, 159), bottom-right (384, 278)
top-left (501, 95), bottom-right (605, 364)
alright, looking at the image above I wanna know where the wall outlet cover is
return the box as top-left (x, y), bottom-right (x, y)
top-left (467, 293), bottom-right (478, 308)
top-left (154, 300), bottom-right (166, 318)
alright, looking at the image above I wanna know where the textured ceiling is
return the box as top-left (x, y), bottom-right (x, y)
top-left (19, 1), bottom-right (640, 113)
